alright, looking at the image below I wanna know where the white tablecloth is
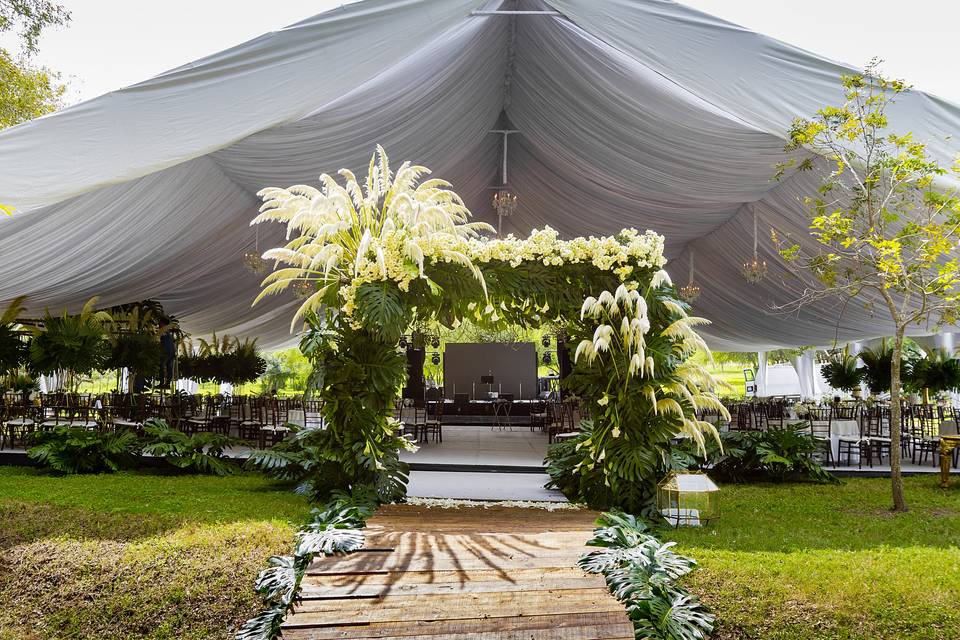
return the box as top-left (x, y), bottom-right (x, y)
top-left (787, 418), bottom-right (860, 463)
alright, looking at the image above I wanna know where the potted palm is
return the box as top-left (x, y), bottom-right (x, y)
top-left (820, 349), bottom-right (862, 397)
top-left (28, 298), bottom-right (112, 392)
top-left (905, 350), bottom-right (960, 404)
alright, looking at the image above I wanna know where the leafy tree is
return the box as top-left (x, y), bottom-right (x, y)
top-left (711, 350), bottom-right (758, 371)
top-left (0, 0), bottom-right (71, 53)
top-left (0, 48), bottom-right (64, 129)
top-left (0, 0), bottom-right (69, 214)
top-left (774, 61), bottom-right (960, 511)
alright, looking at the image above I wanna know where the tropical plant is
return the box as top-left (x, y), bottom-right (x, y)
top-left (236, 490), bottom-right (376, 640)
top-left (820, 349), bottom-right (862, 393)
top-left (179, 333), bottom-right (266, 385)
top-left (140, 418), bottom-right (243, 475)
top-left (105, 304), bottom-right (165, 384)
top-left (7, 371), bottom-right (36, 395)
top-left (0, 295), bottom-right (28, 372)
top-left (857, 340), bottom-right (895, 394)
top-left (717, 427), bottom-right (837, 483)
top-left (554, 283), bottom-right (727, 514)
top-left (252, 145), bottom-right (493, 331)
top-left (773, 61), bottom-right (960, 511)
top-left (28, 425), bottom-right (139, 474)
top-left (905, 349), bottom-right (960, 398)
top-left (253, 147), bottom-right (712, 509)
top-left (28, 297), bottom-right (112, 390)
top-left (578, 511), bottom-right (714, 640)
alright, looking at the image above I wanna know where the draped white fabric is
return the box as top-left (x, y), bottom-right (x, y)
top-left (0, 0), bottom-right (958, 349)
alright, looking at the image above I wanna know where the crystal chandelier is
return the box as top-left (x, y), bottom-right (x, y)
top-left (290, 280), bottom-right (313, 299)
top-left (741, 206), bottom-right (768, 284)
top-left (679, 250), bottom-right (701, 303)
top-left (243, 225), bottom-right (268, 274)
top-left (492, 190), bottom-right (518, 238)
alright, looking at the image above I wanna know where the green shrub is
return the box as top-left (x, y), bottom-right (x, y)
top-left (140, 418), bottom-right (244, 476)
top-left (674, 425), bottom-right (837, 484)
top-left (579, 511), bottom-right (714, 640)
top-left (28, 426), bottom-right (139, 474)
top-left (246, 423), bottom-right (409, 504)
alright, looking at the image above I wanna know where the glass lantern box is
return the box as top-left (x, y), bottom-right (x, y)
top-left (657, 472), bottom-right (720, 527)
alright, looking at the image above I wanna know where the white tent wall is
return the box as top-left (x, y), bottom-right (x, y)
top-left (0, 0), bottom-right (958, 349)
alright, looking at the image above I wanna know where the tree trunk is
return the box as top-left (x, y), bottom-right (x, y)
top-left (889, 328), bottom-right (908, 512)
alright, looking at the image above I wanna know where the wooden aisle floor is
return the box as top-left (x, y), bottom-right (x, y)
top-left (282, 504), bottom-right (633, 640)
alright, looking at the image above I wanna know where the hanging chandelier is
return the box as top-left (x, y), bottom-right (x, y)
top-left (243, 225), bottom-right (269, 274)
top-left (492, 189), bottom-right (518, 238)
top-left (741, 206), bottom-right (768, 284)
top-left (290, 280), bottom-right (314, 299)
top-left (679, 250), bottom-right (701, 303)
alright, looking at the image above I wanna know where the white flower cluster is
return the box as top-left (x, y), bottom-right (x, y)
top-left (252, 148), bottom-right (667, 327)
top-left (576, 283), bottom-right (655, 379)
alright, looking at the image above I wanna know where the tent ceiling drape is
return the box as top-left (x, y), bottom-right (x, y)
top-left (1, 0), bottom-right (958, 349)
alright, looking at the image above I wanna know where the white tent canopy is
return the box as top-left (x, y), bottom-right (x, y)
top-left (1, 0), bottom-right (958, 349)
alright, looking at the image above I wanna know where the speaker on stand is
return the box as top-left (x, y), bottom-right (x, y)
top-left (403, 347), bottom-right (425, 400)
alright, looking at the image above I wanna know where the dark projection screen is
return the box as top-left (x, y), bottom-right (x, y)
top-left (443, 342), bottom-right (537, 400)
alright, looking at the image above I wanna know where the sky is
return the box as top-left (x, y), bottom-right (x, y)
top-left (8, 0), bottom-right (960, 105)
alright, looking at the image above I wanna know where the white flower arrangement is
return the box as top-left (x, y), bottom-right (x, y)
top-left (404, 496), bottom-right (582, 511)
top-left (252, 148), bottom-right (667, 327)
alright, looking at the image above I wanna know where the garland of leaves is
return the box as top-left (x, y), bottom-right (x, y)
top-left (235, 491), bottom-right (376, 640)
top-left (578, 511), bottom-right (714, 640)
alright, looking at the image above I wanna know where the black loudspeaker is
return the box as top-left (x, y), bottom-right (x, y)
top-left (403, 347), bottom-right (425, 399)
top-left (558, 342), bottom-right (573, 380)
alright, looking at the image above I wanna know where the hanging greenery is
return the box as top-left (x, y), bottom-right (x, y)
top-left (252, 147), bottom-right (723, 512)
top-left (177, 333), bottom-right (266, 385)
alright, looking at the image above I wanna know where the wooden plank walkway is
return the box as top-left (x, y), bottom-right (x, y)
top-left (283, 504), bottom-right (633, 640)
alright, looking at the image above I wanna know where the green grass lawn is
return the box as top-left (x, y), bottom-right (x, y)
top-left (0, 467), bottom-right (309, 640)
top-left (1, 469), bottom-right (958, 639)
top-left (666, 477), bottom-right (960, 640)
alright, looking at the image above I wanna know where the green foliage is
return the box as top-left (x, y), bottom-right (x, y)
top-left (256, 316), bottom-right (411, 503)
top-left (140, 418), bottom-right (243, 476)
top-left (0, 0), bottom-right (71, 54)
top-left (553, 282), bottom-right (726, 515)
top-left (237, 491), bottom-right (376, 640)
top-left (820, 351), bottom-right (862, 392)
top-left (776, 61), bottom-right (960, 510)
top-left (857, 340), bottom-right (896, 394)
top-left (28, 298), bottom-right (112, 387)
top-left (0, 324), bottom-right (28, 372)
top-left (0, 295), bottom-right (28, 371)
top-left (179, 334), bottom-right (266, 385)
top-left (106, 331), bottom-right (164, 377)
top-left (905, 349), bottom-right (960, 394)
top-left (28, 426), bottom-right (139, 474)
top-left (674, 426), bottom-right (837, 484)
top-left (0, 47), bottom-right (65, 131)
top-left (579, 511), bottom-right (714, 640)
top-left (710, 351), bottom-right (758, 370)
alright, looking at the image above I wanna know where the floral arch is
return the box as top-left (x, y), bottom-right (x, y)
top-left (251, 147), bottom-right (727, 512)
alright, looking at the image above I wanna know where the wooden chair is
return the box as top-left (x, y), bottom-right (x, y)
top-left (422, 399), bottom-right (444, 443)
top-left (807, 407), bottom-right (833, 465)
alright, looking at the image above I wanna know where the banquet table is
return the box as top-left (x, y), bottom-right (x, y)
top-left (786, 418), bottom-right (861, 464)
